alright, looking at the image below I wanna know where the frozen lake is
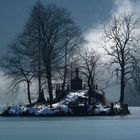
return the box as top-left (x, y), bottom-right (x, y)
top-left (0, 107), bottom-right (140, 140)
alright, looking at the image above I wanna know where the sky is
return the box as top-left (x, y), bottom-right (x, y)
top-left (0, 0), bottom-right (114, 55)
top-left (0, 0), bottom-right (140, 106)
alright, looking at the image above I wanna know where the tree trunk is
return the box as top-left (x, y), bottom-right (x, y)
top-left (37, 40), bottom-right (44, 103)
top-left (46, 60), bottom-right (53, 107)
top-left (37, 60), bottom-right (45, 103)
top-left (62, 69), bottom-right (66, 90)
top-left (62, 63), bottom-right (67, 90)
top-left (62, 45), bottom-right (68, 90)
top-left (88, 87), bottom-right (92, 105)
top-left (43, 48), bottom-right (53, 106)
top-left (37, 72), bottom-right (43, 103)
top-left (119, 67), bottom-right (125, 105)
top-left (27, 81), bottom-right (32, 106)
top-left (47, 72), bottom-right (53, 107)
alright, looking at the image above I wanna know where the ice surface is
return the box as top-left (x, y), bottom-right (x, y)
top-left (0, 108), bottom-right (139, 140)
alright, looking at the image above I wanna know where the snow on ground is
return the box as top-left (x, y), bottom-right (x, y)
top-left (8, 105), bottom-right (58, 116)
top-left (94, 104), bottom-right (110, 114)
top-left (52, 90), bottom-right (88, 113)
top-left (114, 103), bottom-right (121, 109)
top-left (60, 90), bottom-right (88, 104)
top-left (4, 90), bottom-right (123, 116)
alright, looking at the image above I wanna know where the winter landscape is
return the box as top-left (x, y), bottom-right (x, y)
top-left (0, 0), bottom-right (140, 140)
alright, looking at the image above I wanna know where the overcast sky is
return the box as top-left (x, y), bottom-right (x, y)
top-left (0, 0), bottom-right (114, 55)
top-left (0, 0), bottom-right (140, 106)
top-left (0, 0), bottom-right (139, 54)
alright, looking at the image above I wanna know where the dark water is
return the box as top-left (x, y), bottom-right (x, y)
top-left (0, 107), bottom-right (140, 140)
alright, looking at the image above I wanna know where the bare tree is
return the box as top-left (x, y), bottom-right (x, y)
top-left (79, 49), bottom-right (107, 105)
top-left (0, 42), bottom-right (34, 105)
top-left (103, 13), bottom-right (138, 104)
top-left (80, 49), bottom-right (102, 90)
top-left (0, 1), bottom-right (83, 107)
top-left (60, 27), bottom-right (82, 90)
top-left (40, 4), bottom-right (82, 106)
top-left (18, 2), bottom-right (82, 106)
top-left (20, 1), bottom-right (47, 103)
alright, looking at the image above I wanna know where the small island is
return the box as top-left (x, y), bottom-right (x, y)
top-left (1, 68), bottom-right (130, 117)
top-left (0, 1), bottom-right (137, 117)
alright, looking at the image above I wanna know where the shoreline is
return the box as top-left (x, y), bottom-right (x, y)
top-left (0, 106), bottom-right (130, 117)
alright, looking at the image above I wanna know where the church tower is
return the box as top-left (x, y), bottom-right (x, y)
top-left (71, 67), bottom-right (82, 90)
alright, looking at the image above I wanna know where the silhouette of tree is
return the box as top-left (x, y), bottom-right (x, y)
top-left (103, 13), bottom-right (138, 104)
top-left (14, 1), bottom-right (82, 106)
top-left (59, 26), bottom-right (82, 90)
top-left (0, 42), bottom-right (34, 105)
top-left (20, 2), bottom-right (47, 103)
top-left (80, 49), bottom-right (102, 90)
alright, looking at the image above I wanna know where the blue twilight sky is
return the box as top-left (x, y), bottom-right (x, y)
top-left (0, 0), bottom-right (114, 55)
top-left (0, 0), bottom-right (140, 55)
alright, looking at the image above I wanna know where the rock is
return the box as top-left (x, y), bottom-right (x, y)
top-left (121, 104), bottom-right (130, 115)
